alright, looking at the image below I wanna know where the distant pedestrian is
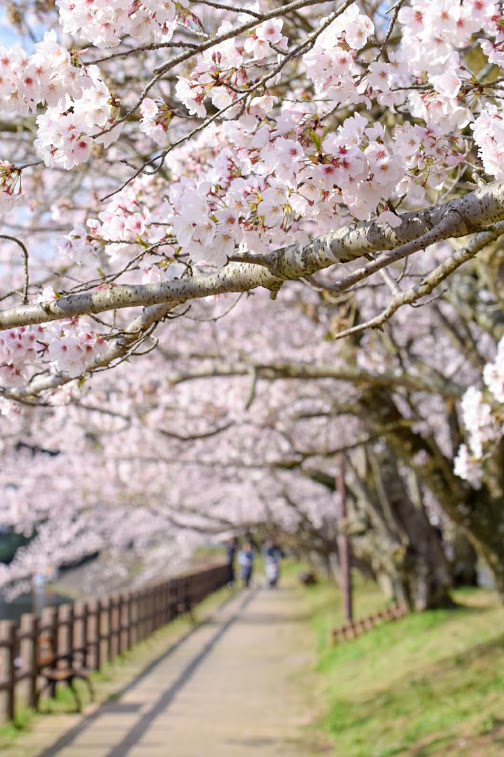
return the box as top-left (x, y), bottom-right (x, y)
top-left (238, 542), bottom-right (255, 588)
top-left (262, 540), bottom-right (282, 588)
top-left (226, 536), bottom-right (239, 586)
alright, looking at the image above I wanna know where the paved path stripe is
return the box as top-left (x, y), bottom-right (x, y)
top-left (35, 590), bottom-right (252, 757)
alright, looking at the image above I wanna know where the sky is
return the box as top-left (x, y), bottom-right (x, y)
top-left (0, 9), bottom-right (19, 45)
top-left (0, 7), bottom-right (39, 49)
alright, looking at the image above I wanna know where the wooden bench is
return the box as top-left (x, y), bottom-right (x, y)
top-left (36, 634), bottom-right (94, 712)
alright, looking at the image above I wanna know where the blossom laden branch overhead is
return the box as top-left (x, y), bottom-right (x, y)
top-left (1, 0), bottom-right (504, 398)
top-left (2, 180), bottom-right (504, 332)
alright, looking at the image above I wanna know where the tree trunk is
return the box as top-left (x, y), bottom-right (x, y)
top-left (445, 525), bottom-right (479, 587)
top-left (346, 449), bottom-right (453, 611)
top-left (359, 386), bottom-right (504, 600)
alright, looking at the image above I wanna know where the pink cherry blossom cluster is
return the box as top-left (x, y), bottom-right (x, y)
top-left (483, 338), bottom-right (504, 402)
top-left (1, 0), bottom-right (502, 266)
top-left (140, 98), bottom-right (173, 146)
top-left (396, 2), bottom-right (503, 135)
top-left (159, 108), bottom-right (463, 259)
top-left (58, 223), bottom-right (101, 265)
top-left (0, 326), bottom-right (41, 387)
top-left (243, 18), bottom-right (287, 60)
top-left (303, 5), bottom-right (374, 104)
top-left (34, 65), bottom-right (122, 169)
top-left (175, 18), bottom-right (288, 121)
top-left (472, 105), bottom-right (504, 180)
top-left (393, 122), bottom-right (466, 200)
top-left (88, 181), bottom-right (167, 264)
top-left (59, 98), bottom-right (470, 275)
top-left (453, 443), bottom-right (484, 489)
top-left (0, 314), bottom-right (109, 388)
top-left (56, 0), bottom-right (183, 48)
top-left (0, 31), bottom-right (122, 205)
top-left (44, 318), bottom-right (108, 379)
top-left (480, 29), bottom-right (504, 68)
top-left (398, 0), bottom-right (500, 72)
top-left (454, 345), bottom-right (504, 487)
top-left (59, 170), bottom-right (179, 283)
top-left (459, 386), bottom-right (500, 460)
top-left (359, 53), bottom-right (411, 109)
top-left (2, 0), bottom-right (504, 391)
top-left (0, 31), bottom-right (87, 118)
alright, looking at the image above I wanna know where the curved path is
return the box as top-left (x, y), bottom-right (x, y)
top-left (6, 586), bottom-right (326, 757)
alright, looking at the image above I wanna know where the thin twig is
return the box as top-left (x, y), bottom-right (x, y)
top-left (0, 234), bottom-right (29, 304)
top-left (373, 0), bottom-right (407, 63)
top-left (333, 221), bottom-right (504, 340)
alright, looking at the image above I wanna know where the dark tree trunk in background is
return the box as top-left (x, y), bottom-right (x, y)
top-left (347, 447), bottom-right (453, 611)
top-left (446, 526), bottom-right (479, 587)
top-left (305, 457), bottom-right (453, 610)
top-left (337, 454), bottom-right (353, 622)
top-left (358, 386), bottom-right (504, 602)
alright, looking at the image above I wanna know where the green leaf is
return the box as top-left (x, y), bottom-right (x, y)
top-left (307, 128), bottom-right (322, 153)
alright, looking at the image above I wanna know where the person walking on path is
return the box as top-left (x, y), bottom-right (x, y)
top-left (262, 540), bottom-right (282, 588)
top-left (238, 542), bottom-right (255, 588)
top-left (226, 536), bottom-right (239, 586)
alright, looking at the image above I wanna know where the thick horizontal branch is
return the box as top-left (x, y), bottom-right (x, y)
top-left (165, 360), bottom-right (463, 397)
top-left (1, 181), bottom-right (504, 331)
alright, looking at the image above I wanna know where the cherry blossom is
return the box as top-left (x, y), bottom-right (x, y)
top-left (2, 0), bottom-right (504, 599)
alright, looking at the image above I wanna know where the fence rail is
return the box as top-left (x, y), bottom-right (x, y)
top-left (0, 563), bottom-right (229, 723)
top-left (330, 602), bottom-right (408, 644)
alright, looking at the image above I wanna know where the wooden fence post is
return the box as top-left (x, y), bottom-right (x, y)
top-left (153, 585), bottom-right (159, 632)
top-left (19, 613), bottom-right (36, 709)
top-left (96, 599), bottom-right (103, 671)
top-left (28, 614), bottom-right (39, 709)
top-left (81, 602), bottom-right (89, 668)
top-left (67, 604), bottom-right (75, 669)
top-left (88, 600), bottom-right (97, 671)
top-left (163, 582), bottom-right (169, 624)
top-left (4, 621), bottom-right (16, 722)
top-left (131, 592), bottom-right (137, 646)
top-left (147, 588), bottom-right (153, 636)
top-left (117, 595), bottom-right (123, 655)
top-left (106, 597), bottom-right (113, 663)
top-left (142, 590), bottom-right (146, 639)
top-left (126, 593), bottom-right (132, 651)
top-left (49, 607), bottom-right (59, 699)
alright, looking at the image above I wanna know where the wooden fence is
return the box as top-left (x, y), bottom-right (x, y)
top-left (331, 602), bottom-right (408, 644)
top-left (0, 563), bottom-right (229, 723)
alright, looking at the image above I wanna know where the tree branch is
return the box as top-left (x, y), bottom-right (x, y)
top-left (165, 360), bottom-right (463, 397)
top-left (334, 221), bottom-right (504, 340)
top-left (1, 181), bottom-right (504, 331)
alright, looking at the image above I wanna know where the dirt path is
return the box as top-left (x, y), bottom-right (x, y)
top-left (4, 586), bottom-right (328, 757)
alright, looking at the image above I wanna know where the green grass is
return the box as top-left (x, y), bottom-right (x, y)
top-left (296, 572), bottom-right (504, 756)
top-left (5, 563), bottom-right (504, 757)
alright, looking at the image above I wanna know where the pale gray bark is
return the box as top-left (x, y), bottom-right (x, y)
top-left (162, 361), bottom-right (463, 397)
top-left (1, 180), bottom-right (504, 330)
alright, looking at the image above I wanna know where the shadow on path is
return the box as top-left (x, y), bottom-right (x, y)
top-left (36, 589), bottom-right (256, 757)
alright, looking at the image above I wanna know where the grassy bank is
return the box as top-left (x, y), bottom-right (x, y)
top-left (298, 574), bottom-right (504, 756)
